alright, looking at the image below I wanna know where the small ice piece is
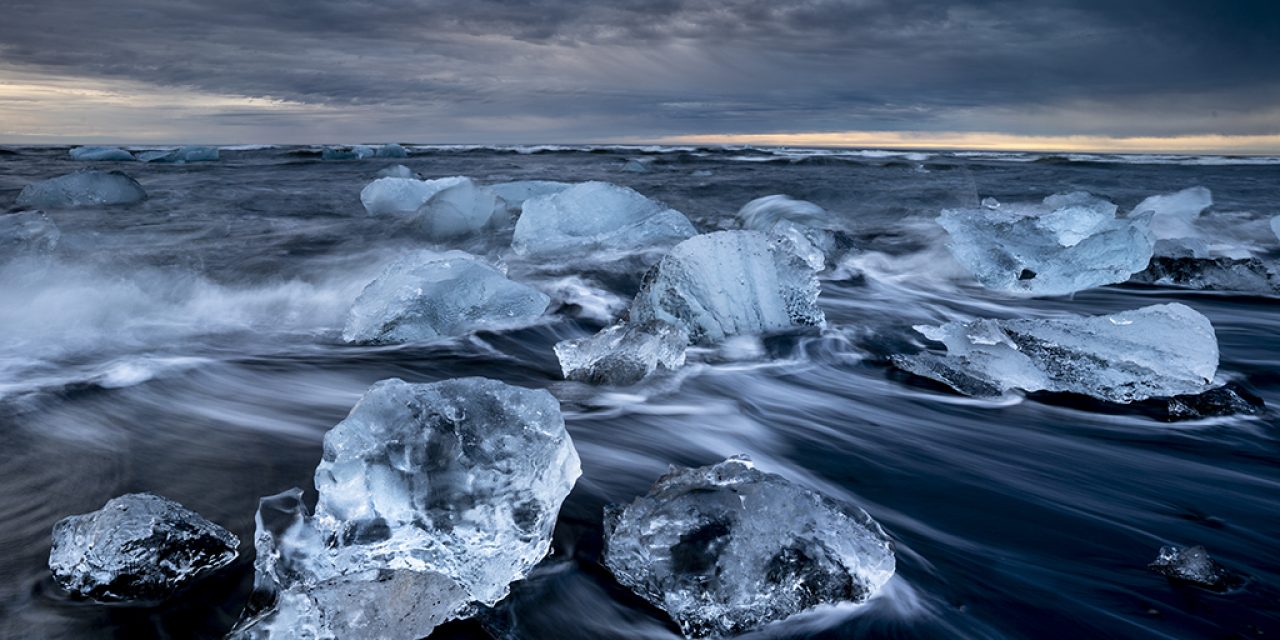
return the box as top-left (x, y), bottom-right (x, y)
top-left (487, 180), bottom-right (571, 210)
top-left (139, 146), bottom-right (220, 163)
top-left (0, 211), bottom-right (60, 256)
top-left (359, 176), bottom-right (468, 217)
top-left (892, 303), bottom-right (1219, 403)
top-left (342, 251), bottom-right (550, 344)
top-left (69, 146), bottom-right (134, 161)
top-left (375, 164), bottom-right (421, 179)
top-left (375, 143), bottom-right (408, 158)
top-left (980, 196), bottom-right (1001, 209)
top-left (630, 230), bottom-right (825, 345)
top-left (16, 170), bottom-right (147, 208)
top-left (1164, 383), bottom-right (1265, 421)
top-left (48, 493), bottom-right (238, 603)
top-left (737, 195), bottom-right (839, 269)
top-left (603, 457), bottom-right (895, 638)
top-left (416, 177), bottom-right (505, 239)
top-left (938, 191), bottom-right (1155, 296)
top-left (233, 378), bottom-right (580, 639)
top-left (1131, 255), bottom-right (1280, 293)
top-left (554, 321), bottom-right (688, 385)
top-left (1149, 545), bottom-right (1234, 590)
top-left (1130, 186), bottom-right (1212, 241)
top-left (622, 158), bottom-right (652, 173)
top-left (511, 181), bottom-right (696, 257)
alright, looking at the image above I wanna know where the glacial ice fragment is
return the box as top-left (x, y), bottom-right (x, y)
top-left (1149, 545), bottom-right (1236, 591)
top-left (359, 176), bottom-right (467, 217)
top-left (1131, 255), bottom-right (1280, 293)
top-left (892, 303), bottom-right (1219, 403)
top-left (69, 146), bottom-right (134, 161)
top-left (0, 211), bottom-right (60, 256)
top-left (342, 251), bottom-right (550, 344)
top-left (233, 377), bottom-right (581, 639)
top-left (138, 146), bottom-right (220, 163)
top-left (622, 158), bottom-right (652, 173)
top-left (1130, 186), bottom-right (1212, 241)
top-left (16, 170), bottom-right (147, 208)
top-left (322, 145), bottom-right (375, 161)
top-left (1164, 383), bottom-right (1265, 421)
top-left (511, 181), bottom-right (696, 257)
top-left (938, 191), bottom-right (1155, 296)
top-left (487, 180), bottom-right (571, 209)
top-left (603, 457), bottom-right (895, 638)
top-left (1272, 215), bottom-right (1280, 242)
top-left (416, 177), bottom-right (505, 239)
top-left (375, 164), bottom-right (421, 179)
top-left (737, 195), bottom-right (840, 269)
top-left (375, 143), bottom-right (408, 158)
top-left (48, 493), bottom-right (238, 603)
top-left (554, 321), bottom-right (688, 385)
top-left (630, 230), bottom-right (825, 345)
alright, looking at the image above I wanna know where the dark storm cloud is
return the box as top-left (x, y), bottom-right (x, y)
top-left (0, 0), bottom-right (1277, 140)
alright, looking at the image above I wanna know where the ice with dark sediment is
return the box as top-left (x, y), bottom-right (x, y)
top-left (892, 303), bottom-right (1219, 403)
top-left (360, 176), bottom-right (467, 217)
top-left (342, 251), bottom-right (550, 344)
top-left (69, 146), bottom-right (134, 161)
top-left (48, 493), bottom-right (239, 603)
top-left (375, 164), bottom-right (421, 179)
top-left (603, 457), bottom-right (895, 638)
top-left (554, 320), bottom-right (688, 385)
top-left (737, 194), bottom-right (841, 270)
top-left (0, 211), bottom-right (60, 256)
top-left (511, 181), bottom-right (696, 257)
top-left (938, 191), bottom-right (1155, 296)
top-left (232, 377), bottom-right (581, 640)
top-left (139, 146), bottom-right (220, 163)
top-left (1131, 255), bottom-right (1280, 293)
top-left (630, 230), bottom-right (825, 345)
top-left (16, 170), bottom-right (147, 208)
top-left (1272, 215), bottom-right (1280, 241)
top-left (1149, 545), bottom-right (1235, 590)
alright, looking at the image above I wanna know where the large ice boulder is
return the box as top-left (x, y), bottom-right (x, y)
top-left (554, 321), bottom-right (688, 385)
top-left (342, 251), bottom-right (550, 344)
top-left (938, 191), bottom-right (1155, 296)
top-left (511, 181), bottom-right (696, 256)
top-left (1131, 186), bottom-right (1212, 241)
top-left (1131, 255), bottom-right (1280, 293)
top-left (69, 146), bottom-right (134, 161)
top-left (738, 195), bottom-right (842, 270)
top-left (630, 231), bottom-right (825, 345)
top-left (48, 493), bottom-right (239, 603)
top-left (892, 303), bottom-right (1219, 403)
top-left (360, 176), bottom-right (467, 217)
top-left (604, 457), bottom-right (895, 638)
top-left (139, 146), bottom-right (220, 163)
top-left (233, 377), bottom-right (581, 639)
top-left (417, 178), bottom-right (506, 239)
top-left (16, 170), bottom-right (147, 208)
top-left (0, 211), bottom-right (60, 256)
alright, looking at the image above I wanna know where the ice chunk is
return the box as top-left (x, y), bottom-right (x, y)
top-left (487, 180), bottom-right (571, 209)
top-left (0, 211), bottom-right (60, 256)
top-left (738, 195), bottom-right (840, 269)
top-left (554, 321), bottom-right (688, 385)
top-left (375, 164), bottom-right (421, 179)
top-left (1131, 255), bottom-right (1280, 293)
top-left (1164, 383), bottom-right (1265, 421)
top-left (48, 493), bottom-right (238, 603)
top-left (138, 146), bottom-right (220, 163)
top-left (1149, 545), bottom-right (1236, 591)
top-left (1130, 186), bottom-right (1212, 241)
top-left (342, 251), bottom-right (550, 344)
top-left (16, 170), bottom-right (147, 208)
top-left (417, 178), bottom-right (505, 239)
top-left (233, 377), bottom-right (581, 639)
top-left (893, 303), bottom-right (1219, 403)
top-left (1272, 215), bottom-right (1280, 242)
top-left (630, 230), bottom-right (825, 345)
top-left (322, 145), bottom-right (375, 160)
top-left (511, 181), bottom-right (696, 257)
top-left (622, 158), bottom-right (652, 173)
top-left (375, 143), bottom-right (408, 158)
top-left (939, 191), bottom-right (1155, 296)
top-left (69, 146), bottom-right (134, 161)
top-left (603, 457), bottom-right (895, 638)
top-left (359, 176), bottom-right (467, 217)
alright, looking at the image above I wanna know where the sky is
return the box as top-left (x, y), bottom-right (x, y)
top-left (1, 0), bottom-right (1278, 152)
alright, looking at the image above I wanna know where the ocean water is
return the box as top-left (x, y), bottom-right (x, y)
top-left (0, 145), bottom-right (1277, 639)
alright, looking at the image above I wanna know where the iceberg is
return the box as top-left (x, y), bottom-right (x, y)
top-left (603, 457), bottom-right (895, 638)
top-left (737, 195), bottom-right (841, 269)
top-left (511, 181), bottom-right (696, 257)
top-left (69, 146), bottom-right (134, 161)
top-left (48, 493), bottom-right (238, 603)
top-left (892, 303), bottom-right (1219, 403)
top-left (233, 377), bottom-right (581, 640)
top-left (375, 164), bottom-right (421, 179)
top-left (938, 191), bottom-right (1155, 296)
top-left (0, 211), bottom-right (60, 256)
top-left (554, 321), bottom-right (688, 385)
top-left (1131, 255), bottom-right (1280, 293)
top-left (1149, 546), bottom-right (1236, 591)
top-left (138, 146), bottom-right (220, 163)
top-left (375, 143), bottom-right (408, 158)
top-left (16, 170), bottom-right (147, 208)
top-left (342, 251), bottom-right (550, 344)
top-left (630, 230), bottom-right (825, 345)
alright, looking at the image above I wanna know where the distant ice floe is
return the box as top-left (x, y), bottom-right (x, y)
top-left (139, 146), bottom-right (220, 163)
top-left (16, 170), bottom-right (147, 208)
top-left (69, 146), bottom-right (135, 161)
